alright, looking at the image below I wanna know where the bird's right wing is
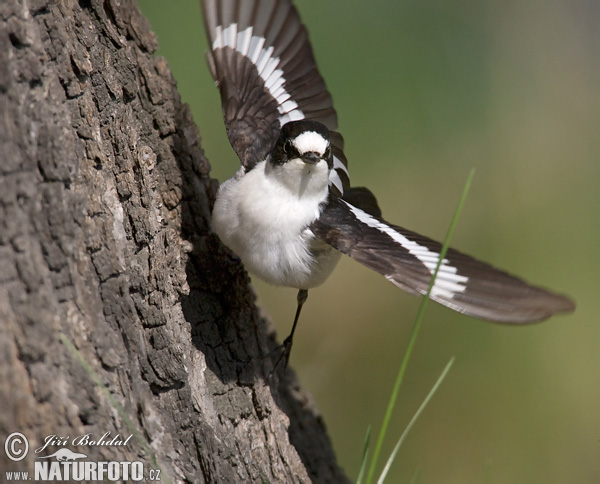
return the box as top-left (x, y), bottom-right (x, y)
top-left (311, 197), bottom-right (575, 323)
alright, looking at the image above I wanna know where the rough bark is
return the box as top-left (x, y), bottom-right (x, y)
top-left (0, 1), bottom-right (348, 482)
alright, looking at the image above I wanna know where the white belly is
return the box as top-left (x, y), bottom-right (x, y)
top-left (211, 160), bottom-right (341, 289)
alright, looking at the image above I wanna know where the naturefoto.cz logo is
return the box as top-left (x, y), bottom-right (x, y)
top-left (4, 432), bottom-right (162, 482)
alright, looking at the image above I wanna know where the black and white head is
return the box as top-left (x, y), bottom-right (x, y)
top-left (271, 120), bottom-right (332, 167)
top-left (266, 120), bottom-right (333, 194)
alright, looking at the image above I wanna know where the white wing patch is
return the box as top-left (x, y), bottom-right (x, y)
top-left (328, 169), bottom-right (344, 194)
top-left (345, 201), bottom-right (469, 299)
top-left (328, 153), bottom-right (349, 194)
top-left (214, 24), bottom-right (305, 127)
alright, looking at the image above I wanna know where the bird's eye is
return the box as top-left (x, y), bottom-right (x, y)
top-left (324, 145), bottom-right (332, 158)
top-left (283, 140), bottom-right (293, 154)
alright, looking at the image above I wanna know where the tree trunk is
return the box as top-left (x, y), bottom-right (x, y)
top-left (0, 1), bottom-right (347, 482)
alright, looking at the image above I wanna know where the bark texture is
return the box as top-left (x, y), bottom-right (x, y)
top-left (0, 1), bottom-right (347, 482)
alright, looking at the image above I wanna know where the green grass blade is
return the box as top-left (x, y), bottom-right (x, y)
top-left (376, 358), bottom-right (455, 484)
top-left (408, 468), bottom-right (422, 484)
top-left (365, 168), bottom-right (475, 484)
top-left (356, 425), bottom-right (372, 484)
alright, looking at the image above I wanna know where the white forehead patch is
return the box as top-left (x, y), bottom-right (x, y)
top-left (292, 131), bottom-right (329, 155)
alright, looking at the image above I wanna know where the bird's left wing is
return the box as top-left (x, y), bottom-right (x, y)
top-left (311, 197), bottom-right (575, 323)
top-left (202, 0), bottom-right (349, 195)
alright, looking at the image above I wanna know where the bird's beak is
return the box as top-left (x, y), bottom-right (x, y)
top-left (300, 151), bottom-right (322, 165)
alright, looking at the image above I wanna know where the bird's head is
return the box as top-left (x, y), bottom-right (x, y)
top-left (266, 120), bottom-right (333, 196)
top-left (271, 120), bottom-right (332, 167)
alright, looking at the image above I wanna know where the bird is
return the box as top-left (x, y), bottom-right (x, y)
top-left (201, 0), bottom-right (575, 364)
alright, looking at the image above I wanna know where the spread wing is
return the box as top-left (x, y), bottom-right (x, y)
top-left (202, 0), bottom-right (349, 196)
top-left (312, 197), bottom-right (575, 323)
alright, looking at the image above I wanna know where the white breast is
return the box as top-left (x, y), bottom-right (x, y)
top-left (211, 159), bottom-right (341, 289)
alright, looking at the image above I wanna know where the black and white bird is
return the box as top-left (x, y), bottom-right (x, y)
top-left (202, 0), bottom-right (574, 361)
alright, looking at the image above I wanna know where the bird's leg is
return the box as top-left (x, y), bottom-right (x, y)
top-left (272, 289), bottom-right (308, 370)
top-left (283, 289), bottom-right (308, 358)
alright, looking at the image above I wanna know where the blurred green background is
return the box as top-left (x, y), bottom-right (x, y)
top-left (138, 1), bottom-right (599, 482)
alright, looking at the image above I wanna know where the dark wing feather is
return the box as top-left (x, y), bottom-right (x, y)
top-left (202, 0), bottom-right (349, 194)
top-left (312, 197), bottom-right (575, 323)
